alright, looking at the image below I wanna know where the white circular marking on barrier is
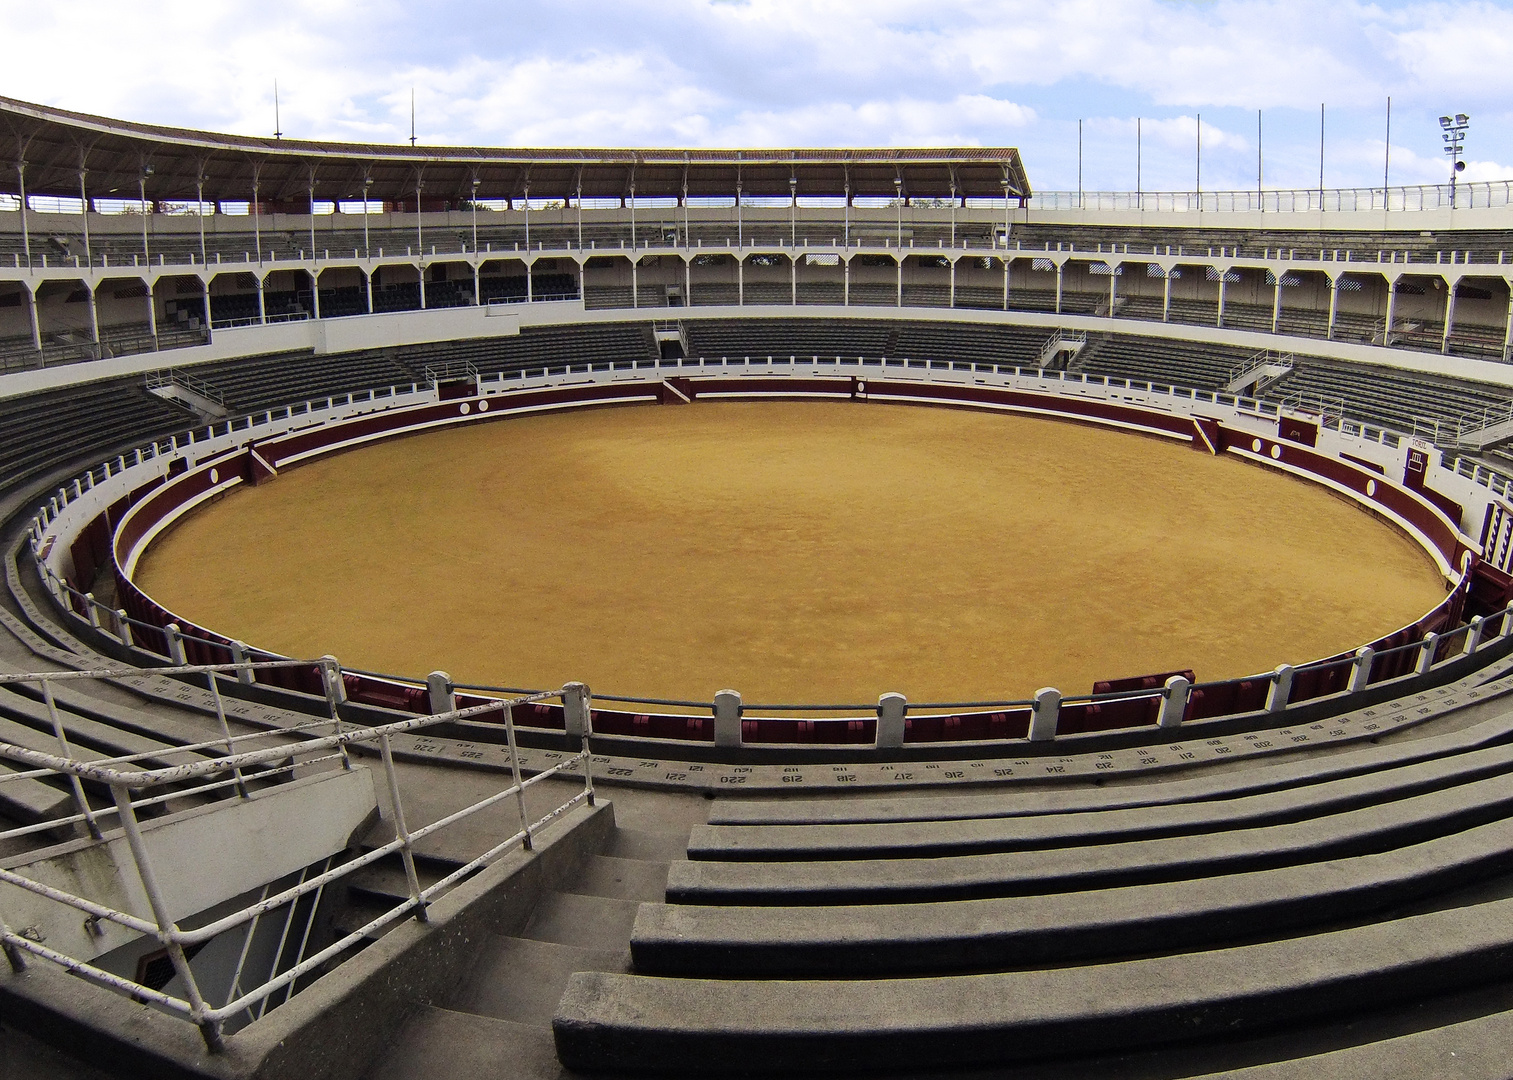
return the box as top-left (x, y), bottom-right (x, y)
top-left (459, 402), bottom-right (471, 415)
top-left (1367, 479), bottom-right (1377, 497)
top-left (1270, 445), bottom-right (1282, 460)
top-left (857, 381), bottom-right (867, 395)
top-left (209, 468), bottom-right (218, 484)
top-left (1251, 438), bottom-right (1262, 453)
top-left (478, 399), bottom-right (489, 412)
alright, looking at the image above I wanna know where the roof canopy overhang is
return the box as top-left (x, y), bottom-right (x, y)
top-left (0, 96), bottom-right (1031, 205)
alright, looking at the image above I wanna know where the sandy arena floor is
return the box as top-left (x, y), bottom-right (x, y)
top-left (134, 400), bottom-right (1448, 705)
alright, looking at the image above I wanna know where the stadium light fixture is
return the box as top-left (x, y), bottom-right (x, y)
top-left (1440, 113), bottom-right (1470, 207)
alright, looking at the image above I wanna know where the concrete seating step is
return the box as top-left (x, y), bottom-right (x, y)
top-left (689, 742), bottom-right (1513, 861)
top-left (452, 935), bottom-right (628, 1026)
top-left (0, 760), bottom-right (74, 825)
top-left (0, 686), bottom-right (216, 770)
top-left (366, 1006), bottom-right (570, 1080)
top-left (635, 816), bottom-right (1513, 976)
top-left (668, 771), bottom-right (1513, 905)
top-left (554, 895), bottom-right (1513, 1074)
top-left (707, 703), bottom-right (1513, 827)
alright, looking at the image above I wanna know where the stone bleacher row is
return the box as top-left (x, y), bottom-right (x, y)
top-left (554, 686), bottom-right (1513, 1074)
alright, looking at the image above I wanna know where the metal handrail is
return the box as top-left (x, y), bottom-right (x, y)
top-left (0, 657), bottom-right (595, 1054)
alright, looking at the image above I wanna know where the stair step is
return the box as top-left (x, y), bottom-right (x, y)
top-left (565, 854), bottom-right (669, 901)
top-left (523, 891), bottom-right (641, 951)
top-left (365, 1006), bottom-right (569, 1080)
top-left (453, 935), bottom-right (628, 1026)
top-left (604, 826), bottom-right (691, 862)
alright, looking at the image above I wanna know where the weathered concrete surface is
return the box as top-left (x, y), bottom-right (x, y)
top-left (556, 895), bottom-right (1513, 1073)
top-left (636, 816), bottom-right (1513, 976)
top-left (0, 799), bottom-right (613, 1080)
top-left (0, 768), bottom-right (378, 961)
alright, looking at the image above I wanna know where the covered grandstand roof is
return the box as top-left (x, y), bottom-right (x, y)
top-left (0, 96), bottom-right (1031, 205)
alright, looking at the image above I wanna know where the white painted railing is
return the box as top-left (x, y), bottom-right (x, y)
top-left (0, 659), bottom-right (594, 1052)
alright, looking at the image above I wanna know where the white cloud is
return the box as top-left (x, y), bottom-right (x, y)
top-left (0, 0), bottom-right (1510, 190)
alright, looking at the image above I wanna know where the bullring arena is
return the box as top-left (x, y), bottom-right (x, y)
top-left (11, 95), bottom-right (1513, 1079)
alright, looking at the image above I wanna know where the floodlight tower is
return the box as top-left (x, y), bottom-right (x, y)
top-left (1440, 113), bottom-right (1469, 207)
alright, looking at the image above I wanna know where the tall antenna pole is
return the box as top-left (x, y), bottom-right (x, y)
top-left (1077, 119), bottom-right (1082, 208)
top-left (1319, 103), bottom-right (1326, 207)
top-left (1136, 118), bottom-right (1142, 205)
top-left (1384, 96), bottom-right (1392, 194)
top-left (273, 79), bottom-right (282, 140)
top-left (1257, 109), bottom-right (1263, 208)
top-left (1196, 113), bottom-right (1201, 198)
top-left (410, 87), bottom-right (417, 148)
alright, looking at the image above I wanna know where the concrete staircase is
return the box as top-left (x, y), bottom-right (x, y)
top-left (365, 824), bottom-right (694, 1080)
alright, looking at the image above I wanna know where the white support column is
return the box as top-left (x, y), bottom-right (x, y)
top-left (85, 282), bottom-right (100, 350)
top-left (144, 278), bottom-right (158, 347)
top-left (790, 255), bottom-right (796, 306)
top-left (843, 255), bottom-right (850, 306)
top-left (256, 274), bottom-right (266, 324)
top-left (25, 285), bottom-right (41, 352)
top-left (1216, 271), bottom-right (1227, 327)
top-left (15, 161), bottom-right (31, 266)
top-left (1163, 268), bottom-right (1173, 322)
top-left (472, 260), bottom-right (479, 306)
top-left (896, 257), bottom-right (902, 307)
top-left (631, 255), bottom-right (638, 309)
top-left (365, 269), bottom-right (374, 315)
top-left (418, 261), bottom-right (427, 310)
top-left (1326, 276), bottom-right (1340, 339)
top-left (1384, 279), bottom-right (1398, 344)
top-left (310, 270), bottom-right (321, 320)
top-left (1503, 280), bottom-right (1513, 359)
top-left (528, 256), bottom-right (535, 304)
top-left (949, 256), bottom-right (956, 309)
top-left (1109, 264), bottom-right (1118, 318)
top-left (684, 255), bottom-right (692, 307)
top-left (1442, 278), bottom-right (1458, 353)
top-left (1055, 262), bottom-right (1064, 314)
top-left (738, 256), bottom-right (744, 306)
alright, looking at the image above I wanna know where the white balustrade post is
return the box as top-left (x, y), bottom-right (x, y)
top-left (84, 591), bottom-right (100, 628)
top-left (1348, 646), bottom-right (1375, 692)
top-left (229, 639), bottom-right (255, 684)
top-left (115, 608), bottom-right (133, 647)
top-left (427, 670), bottom-right (455, 714)
top-left (1265, 664), bottom-right (1294, 712)
top-left (164, 622), bottom-right (187, 665)
top-left (1157, 675), bottom-right (1190, 729)
top-left (875, 692), bottom-right (908, 748)
top-left (1416, 632), bottom-right (1440, 676)
top-left (713, 689), bottom-right (742, 748)
top-left (1463, 615), bottom-right (1486, 655)
top-left (1029, 687), bottom-right (1060, 741)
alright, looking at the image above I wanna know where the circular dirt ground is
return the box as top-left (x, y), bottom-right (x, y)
top-left (134, 400), bottom-right (1447, 705)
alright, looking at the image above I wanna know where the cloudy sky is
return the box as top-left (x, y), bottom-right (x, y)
top-left (3, 0), bottom-right (1512, 195)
